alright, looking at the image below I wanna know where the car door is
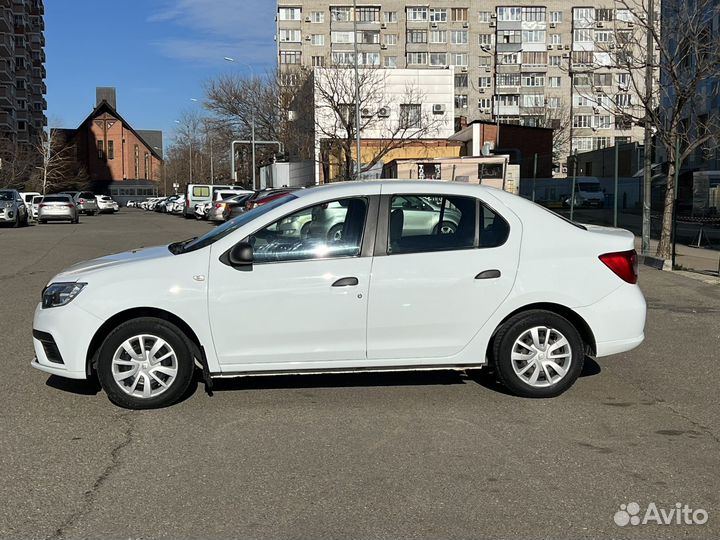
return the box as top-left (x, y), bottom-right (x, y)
top-left (208, 194), bottom-right (378, 370)
top-left (367, 190), bottom-right (521, 361)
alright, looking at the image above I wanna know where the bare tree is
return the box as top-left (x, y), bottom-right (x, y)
top-left (33, 129), bottom-right (86, 194)
top-left (0, 137), bottom-right (37, 189)
top-left (574, 0), bottom-right (720, 258)
top-left (313, 67), bottom-right (449, 182)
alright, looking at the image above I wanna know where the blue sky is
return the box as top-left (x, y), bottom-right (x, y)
top-left (45, 0), bottom-right (276, 144)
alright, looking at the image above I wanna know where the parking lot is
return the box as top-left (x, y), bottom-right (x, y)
top-left (1, 209), bottom-right (719, 539)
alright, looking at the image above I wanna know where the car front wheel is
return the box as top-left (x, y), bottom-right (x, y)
top-left (96, 317), bottom-right (196, 409)
top-left (492, 310), bottom-right (584, 398)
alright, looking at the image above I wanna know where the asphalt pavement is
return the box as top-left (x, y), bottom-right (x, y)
top-left (0, 209), bottom-right (718, 539)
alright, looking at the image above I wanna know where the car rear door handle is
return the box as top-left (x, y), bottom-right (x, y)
top-left (475, 269), bottom-right (501, 280)
top-left (332, 277), bottom-right (359, 287)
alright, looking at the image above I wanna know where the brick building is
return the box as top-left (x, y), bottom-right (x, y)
top-left (60, 88), bottom-right (163, 196)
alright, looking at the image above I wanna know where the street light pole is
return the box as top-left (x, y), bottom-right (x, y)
top-left (352, 0), bottom-right (361, 180)
top-left (641, 0), bottom-right (654, 255)
top-left (225, 57), bottom-right (257, 186)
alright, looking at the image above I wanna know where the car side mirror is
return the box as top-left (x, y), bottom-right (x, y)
top-left (226, 241), bottom-right (254, 270)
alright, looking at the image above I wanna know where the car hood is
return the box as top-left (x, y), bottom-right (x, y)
top-left (51, 245), bottom-right (172, 282)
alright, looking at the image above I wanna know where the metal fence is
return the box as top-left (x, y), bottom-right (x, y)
top-left (518, 175), bottom-right (720, 277)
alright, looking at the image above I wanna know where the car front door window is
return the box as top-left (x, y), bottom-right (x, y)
top-left (248, 197), bottom-right (368, 263)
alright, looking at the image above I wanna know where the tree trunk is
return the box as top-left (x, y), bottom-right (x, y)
top-left (656, 165), bottom-right (675, 260)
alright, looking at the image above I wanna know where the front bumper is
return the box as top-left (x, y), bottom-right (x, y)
top-left (0, 209), bottom-right (16, 222)
top-left (31, 301), bottom-right (104, 380)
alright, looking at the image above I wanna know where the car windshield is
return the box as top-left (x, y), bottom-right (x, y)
top-left (170, 194), bottom-right (297, 254)
top-left (32, 196), bottom-right (43, 203)
top-left (578, 183), bottom-right (601, 192)
top-left (0, 191), bottom-right (14, 201)
top-left (79, 192), bottom-right (94, 198)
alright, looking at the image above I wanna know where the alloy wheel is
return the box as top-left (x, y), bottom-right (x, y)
top-left (510, 326), bottom-right (572, 388)
top-left (111, 334), bottom-right (178, 399)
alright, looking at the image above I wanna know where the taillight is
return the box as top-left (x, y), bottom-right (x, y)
top-left (599, 249), bottom-right (638, 284)
top-left (66, 204), bottom-right (75, 208)
top-left (79, 198), bottom-right (85, 204)
top-left (39, 203), bottom-right (45, 208)
top-left (215, 202), bottom-right (225, 209)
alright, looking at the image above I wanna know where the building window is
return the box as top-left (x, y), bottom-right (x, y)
top-left (478, 11), bottom-right (492, 23)
top-left (16, 79), bottom-right (26, 90)
top-left (400, 104), bottom-right (422, 128)
top-left (497, 52), bottom-right (520, 65)
top-left (593, 137), bottom-right (611, 150)
top-left (478, 76), bottom-right (492, 88)
top-left (550, 11), bottom-right (563, 23)
top-left (356, 7), bottom-right (380, 22)
top-left (331, 31), bottom-right (354, 44)
top-left (455, 73), bottom-right (469, 87)
top-left (522, 94), bottom-right (544, 108)
top-left (451, 30), bottom-right (469, 44)
top-left (98, 140), bottom-right (104, 160)
top-left (18, 120), bottom-right (26, 131)
top-left (572, 51), bottom-right (594, 66)
top-left (384, 56), bottom-right (398, 68)
top-left (549, 76), bottom-right (561, 87)
top-left (498, 95), bottom-right (520, 107)
top-left (455, 94), bottom-right (468, 109)
top-left (522, 73), bottom-right (545, 87)
top-left (406, 52), bottom-right (427, 65)
top-left (430, 30), bottom-right (446, 43)
top-left (497, 7), bottom-right (521, 21)
top-left (357, 30), bottom-right (380, 44)
top-left (144, 153), bottom-right (150, 180)
top-left (478, 56), bottom-right (491, 67)
top-left (550, 33), bottom-right (562, 45)
top-left (384, 33), bottom-right (398, 45)
top-left (573, 29), bottom-right (593, 42)
top-left (453, 53), bottom-right (468, 66)
top-left (108, 140), bottom-right (114, 160)
top-left (332, 51), bottom-right (354, 65)
top-left (497, 73), bottom-right (521, 86)
top-left (311, 34), bottom-right (324, 46)
top-left (310, 11), bottom-right (324, 23)
top-left (547, 97), bottom-right (560, 108)
top-left (407, 7), bottom-right (428, 21)
top-left (549, 55), bottom-right (562, 67)
top-left (430, 8), bottom-right (447, 22)
top-left (523, 51), bottom-right (547, 66)
top-left (383, 11), bottom-right (397, 23)
top-left (478, 33), bottom-right (493, 45)
top-left (596, 8), bottom-right (614, 21)
top-left (522, 30), bottom-right (546, 43)
top-left (616, 9), bottom-right (633, 22)
top-left (312, 56), bottom-right (325, 67)
top-left (407, 29), bottom-right (428, 43)
top-left (134, 145), bottom-right (139, 178)
top-left (522, 7), bottom-right (545, 22)
top-left (430, 52), bottom-right (448, 66)
top-left (573, 73), bottom-right (592, 86)
top-left (279, 51), bottom-right (301, 64)
top-left (331, 7), bottom-right (352, 21)
top-left (478, 97), bottom-right (492, 110)
top-left (358, 52), bottom-right (380, 66)
top-left (594, 73), bottom-right (613, 86)
top-left (573, 115), bottom-right (592, 128)
top-left (499, 30), bottom-right (521, 44)
top-left (451, 8), bottom-right (468, 22)
top-left (279, 29), bottom-right (301, 42)
top-left (278, 7), bottom-right (301, 21)
top-left (595, 30), bottom-right (612, 43)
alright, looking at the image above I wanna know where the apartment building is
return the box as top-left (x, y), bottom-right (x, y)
top-left (0, 0), bottom-right (46, 143)
top-left (276, 1), bottom-right (646, 174)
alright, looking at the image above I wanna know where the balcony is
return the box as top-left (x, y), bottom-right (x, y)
top-left (0, 34), bottom-right (11, 56)
top-left (0, 10), bottom-right (11, 33)
top-left (0, 84), bottom-right (15, 106)
top-left (0, 111), bottom-right (13, 130)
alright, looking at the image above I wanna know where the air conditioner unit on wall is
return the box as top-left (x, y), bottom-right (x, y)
top-left (462, 21), bottom-right (469, 28)
top-left (378, 106), bottom-right (390, 117)
top-left (381, 22), bottom-right (387, 29)
top-left (547, 44), bottom-right (553, 50)
top-left (305, 35), bottom-right (311, 41)
top-left (304, 16), bottom-right (311, 22)
top-left (550, 22), bottom-right (557, 28)
top-left (381, 44), bottom-right (387, 49)
top-left (361, 107), bottom-right (373, 118)
top-left (489, 21), bottom-right (496, 27)
top-left (461, 66), bottom-right (468, 72)
top-left (433, 103), bottom-right (446, 114)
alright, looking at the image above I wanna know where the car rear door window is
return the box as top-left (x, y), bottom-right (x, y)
top-left (192, 186), bottom-right (210, 198)
top-left (388, 194), bottom-right (476, 254)
top-left (248, 197), bottom-right (367, 263)
top-left (479, 204), bottom-right (510, 248)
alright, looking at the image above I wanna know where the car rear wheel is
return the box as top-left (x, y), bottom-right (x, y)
top-left (492, 310), bottom-right (584, 398)
top-left (327, 223), bottom-right (344, 241)
top-left (96, 317), bottom-right (196, 409)
top-left (433, 221), bottom-right (457, 235)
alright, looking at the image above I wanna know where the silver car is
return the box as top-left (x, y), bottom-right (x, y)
top-left (62, 191), bottom-right (98, 215)
top-left (38, 194), bottom-right (80, 224)
top-left (0, 189), bottom-right (29, 227)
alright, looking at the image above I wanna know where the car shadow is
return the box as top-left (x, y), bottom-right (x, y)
top-left (203, 369), bottom-right (468, 394)
top-left (45, 375), bottom-right (101, 396)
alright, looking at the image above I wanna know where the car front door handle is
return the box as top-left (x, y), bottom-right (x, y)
top-left (332, 277), bottom-right (359, 287)
top-left (475, 269), bottom-right (501, 280)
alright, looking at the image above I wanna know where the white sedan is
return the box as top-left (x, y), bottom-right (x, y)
top-left (31, 181), bottom-right (646, 409)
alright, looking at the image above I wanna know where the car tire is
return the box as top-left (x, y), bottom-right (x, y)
top-left (327, 223), bottom-right (344, 241)
top-left (73, 216), bottom-right (80, 224)
top-left (433, 221), bottom-right (457, 235)
top-left (96, 317), bottom-right (196, 410)
top-left (492, 310), bottom-right (584, 398)
top-left (12, 213), bottom-right (20, 228)
top-left (88, 211), bottom-right (96, 216)
top-left (39, 219), bottom-right (46, 224)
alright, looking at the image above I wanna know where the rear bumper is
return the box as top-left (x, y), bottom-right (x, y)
top-left (575, 283), bottom-right (646, 358)
top-left (38, 211), bottom-right (74, 220)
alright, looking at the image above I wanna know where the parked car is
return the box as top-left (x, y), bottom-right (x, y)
top-left (30, 195), bottom-right (43, 220)
top-left (169, 198), bottom-right (186, 215)
top-left (62, 191), bottom-right (98, 215)
top-left (31, 181), bottom-right (646, 409)
top-left (125, 200), bottom-right (137, 208)
top-left (563, 177), bottom-right (605, 208)
top-left (0, 189), bottom-right (29, 227)
top-left (183, 184), bottom-right (249, 219)
top-left (19, 191), bottom-right (41, 206)
top-left (194, 201), bottom-right (211, 220)
top-left (207, 191), bottom-right (254, 223)
top-left (96, 195), bottom-right (119, 213)
top-left (245, 188), bottom-right (299, 211)
top-left (37, 194), bottom-right (79, 224)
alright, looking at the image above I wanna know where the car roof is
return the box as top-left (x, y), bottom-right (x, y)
top-left (294, 180), bottom-right (504, 200)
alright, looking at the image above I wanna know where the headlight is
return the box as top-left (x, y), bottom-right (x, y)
top-left (42, 282), bottom-right (87, 309)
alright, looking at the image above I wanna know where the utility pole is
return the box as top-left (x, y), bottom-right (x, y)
top-left (614, 143), bottom-right (619, 227)
top-left (641, 0), bottom-right (654, 255)
top-left (570, 149), bottom-right (578, 221)
top-left (352, 0), bottom-right (361, 180)
top-left (532, 153), bottom-right (538, 202)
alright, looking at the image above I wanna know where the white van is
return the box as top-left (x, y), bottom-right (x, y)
top-left (183, 184), bottom-right (247, 218)
top-left (566, 177), bottom-right (605, 208)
